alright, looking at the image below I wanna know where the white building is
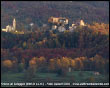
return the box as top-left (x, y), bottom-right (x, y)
top-left (13, 18), bottom-right (16, 30)
top-left (52, 25), bottom-right (57, 30)
top-left (80, 20), bottom-right (85, 26)
top-left (2, 18), bottom-right (16, 32)
top-left (58, 26), bottom-right (66, 32)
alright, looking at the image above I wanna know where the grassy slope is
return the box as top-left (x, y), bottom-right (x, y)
top-left (1, 71), bottom-right (109, 86)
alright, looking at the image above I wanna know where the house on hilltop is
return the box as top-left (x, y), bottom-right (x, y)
top-left (48, 16), bottom-right (68, 25)
top-left (48, 16), bottom-right (69, 32)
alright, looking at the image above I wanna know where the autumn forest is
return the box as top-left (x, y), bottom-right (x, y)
top-left (1, 1), bottom-right (109, 87)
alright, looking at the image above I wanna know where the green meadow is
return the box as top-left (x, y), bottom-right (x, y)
top-left (1, 71), bottom-right (109, 87)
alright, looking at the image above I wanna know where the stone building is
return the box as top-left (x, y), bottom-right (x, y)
top-left (48, 16), bottom-right (68, 25)
top-left (58, 26), bottom-right (66, 32)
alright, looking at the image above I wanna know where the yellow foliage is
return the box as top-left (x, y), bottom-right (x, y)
top-left (29, 59), bottom-right (36, 68)
top-left (80, 57), bottom-right (87, 61)
top-left (70, 59), bottom-right (76, 67)
top-left (2, 60), bottom-right (13, 68)
top-left (49, 59), bottom-right (55, 70)
top-left (74, 57), bottom-right (81, 62)
top-left (56, 59), bottom-right (62, 68)
top-left (23, 41), bottom-right (26, 47)
top-left (88, 22), bottom-right (109, 35)
top-left (36, 56), bottom-right (46, 66)
top-left (38, 56), bottom-right (45, 62)
top-left (61, 57), bottom-right (70, 68)
top-left (32, 57), bottom-right (37, 61)
top-left (74, 57), bottom-right (84, 69)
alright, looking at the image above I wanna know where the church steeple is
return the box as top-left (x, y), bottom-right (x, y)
top-left (13, 18), bottom-right (16, 30)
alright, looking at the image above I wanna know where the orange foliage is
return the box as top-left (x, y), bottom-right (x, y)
top-left (49, 59), bottom-right (56, 70)
top-left (70, 59), bottom-right (76, 67)
top-left (56, 59), bottom-right (62, 68)
top-left (88, 22), bottom-right (109, 35)
top-left (36, 56), bottom-right (46, 67)
top-left (29, 59), bottom-right (36, 68)
top-left (61, 57), bottom-right (70, 68)
top-left (74, 57), bottom-right (84, 69)
top-left (32, 57), bottom-right (37, 61)
top-left (2, 60), bottom-right (13, 68)
top-left (38, 56), bottom-right (45, 62)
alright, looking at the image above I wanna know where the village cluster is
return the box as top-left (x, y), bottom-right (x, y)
top-left (2, 17), bottom-right (86, 33)
top-left (2, 18), bottom-right (17, 32)
top-left (48, 16), bottom-right (86, 32)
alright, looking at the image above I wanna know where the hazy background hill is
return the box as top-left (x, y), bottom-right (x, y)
top-left (1, 1), bottom-right (109, 28)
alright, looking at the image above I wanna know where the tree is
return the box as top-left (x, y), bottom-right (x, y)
top-left (61, 57), bottom-right (70, 68)
top-left (48, 59), bottom-right (56, 71)
top-left (24, 66), bottom-right (36, 82)
top-left (24, 58), bottom-right (37, 81)
top-left (74, 57), bottom-right (84, 70)
top-left (29, 59), bottom-right (37, 69)
top-left (36, 56), bottom-right (46, 66)
top-left (18, 63), bottom-right (25, 72)
top-left (2, 60), bottom-right (13, 72)
top-left (36, 56), bottom-right (47, 72)
top-left (88, 22), bottom-right (109, 35)
top-left (56, 57), bottom-right (70, 76)
top-left (12, 59), bottom-right (18, 72)
top-left (2, 60), bottom-right (13, 68)
top-left (93, 54), bottom-right (106, 73)
top-left (56, 58), bottom-right (62, 68)
top-left (70, 59), bottom-right (76, 69)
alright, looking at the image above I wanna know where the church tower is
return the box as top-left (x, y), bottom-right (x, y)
top-left (80, 20), bottom-right (85, 26)
top-left (13, 18), bottom-right (16, 30)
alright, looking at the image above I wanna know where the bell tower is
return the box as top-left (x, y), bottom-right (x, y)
top-left (13, 18), bottom-right (16, 30)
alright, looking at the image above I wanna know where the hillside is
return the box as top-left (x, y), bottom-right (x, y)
top-left (1, 1), bottom-right (109, 86)
top-left (1, 1), bottom-right (109, 29)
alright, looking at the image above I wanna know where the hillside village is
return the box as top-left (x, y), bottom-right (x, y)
top-left (2, 18), bottom-right (16, 32)
top-left (2, 18), bottom-right (24, 34)
top-left (48, 17), bottom-right (86, 32)
top-left (2, 17), bottom-right (86, 33)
